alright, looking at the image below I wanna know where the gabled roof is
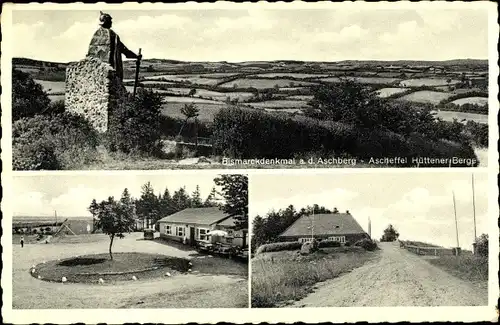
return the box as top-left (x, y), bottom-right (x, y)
top-left (279, 213), bottom-right (366, 237)
top-left (157, 207), bottom-right (229, 225)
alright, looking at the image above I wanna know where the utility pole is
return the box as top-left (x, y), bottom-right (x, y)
top-left (452, 191), bottom-right (460, 248)
top-left (472, 174), bottom-right (477, 241)
top-left (368, 216), bottom-right (372, 238)
top-left (310, 207), bottom-right (315, 240)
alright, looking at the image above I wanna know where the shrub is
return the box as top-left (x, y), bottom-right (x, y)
top-left (12, 112), bottom-right (99, 170)
top-left (256, 241), bottom-right (302, 254)
top-left (354, 239), bottom-right (378, 251)
top-left (211, 106), bottom-right (478, 166)
top-left (12, 68), bottom-right (51, 120)
top-left (475, 234), bottom-right (488, 257)
top-left (344, 241), bottom-right (351, 247)
top-left (107, 88), bottom-right (164, 156)
top-left (318, 240), bottom-right (341, 248)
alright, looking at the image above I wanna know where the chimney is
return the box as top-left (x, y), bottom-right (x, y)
top-left (346, 210), bottom-right (350, 214)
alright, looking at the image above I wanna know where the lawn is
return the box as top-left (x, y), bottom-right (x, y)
top-left (451, 97), bottom-right (488, 106)
top-left (251, 247), bottom-right (379, 307)
top-left (399, 78), bottom-right (460, 87)
top-left (399, 90), bottom-right (453, 104)
top-left (219, 78), bottom-right (316, 89)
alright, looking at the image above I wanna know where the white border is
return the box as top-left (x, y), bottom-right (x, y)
top-left (2, 1), bottom-right (499, 323)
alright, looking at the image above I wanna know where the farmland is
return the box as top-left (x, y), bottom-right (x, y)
top-left (219, 78), bottom-right (316, 89)
top-left (398, 90), bottom-right (454, 104)
top-left (451, 97), bottom-right (488, 106)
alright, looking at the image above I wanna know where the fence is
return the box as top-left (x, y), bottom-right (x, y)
top-left (400, 241), bottom-right (460, 256)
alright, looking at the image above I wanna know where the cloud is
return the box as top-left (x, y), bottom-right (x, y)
top-left (313, 24), bottom-right (370, 44)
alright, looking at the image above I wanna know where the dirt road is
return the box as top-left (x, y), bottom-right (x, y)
top-left (12, 233), bottom-right (248, 309)
top-left (292, 242), bottom-right (487, 307)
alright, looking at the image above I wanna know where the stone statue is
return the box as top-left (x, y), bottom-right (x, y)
top-left (87, 11), bottom-right (141, 80)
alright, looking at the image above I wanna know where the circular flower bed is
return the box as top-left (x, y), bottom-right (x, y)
top-left (30, 252), bottom-right (191, 284)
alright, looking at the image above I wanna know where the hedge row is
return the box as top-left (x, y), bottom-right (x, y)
top-left (256, 241), bottom-right (302, 254)
top-left (211, 107), bottom-right (478, 167)
top-left (318, 240), bottom-right (342, 248)
top-left (354, 239), bottom-right (378, 251)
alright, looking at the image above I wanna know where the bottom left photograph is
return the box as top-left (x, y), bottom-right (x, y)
top-left (9, 173), bottom-right (249, 309)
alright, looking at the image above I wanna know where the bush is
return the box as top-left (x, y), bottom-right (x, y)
top-left (13, 68), bottom-right (51, 120)
top-left (106, 88), bottom-right (164, 156)
top-left (12, 112), bottom-right (99, 170)
top-left (318, 240), bottom-right (341, 248)
top-left (211, 106), bottom-right (478, 166)
top-left (354, 239), bottom-right (378, 251)
top-left (475, 234), bottom-right (488, 257)
top-left (256, 241), bottom-right (302, 254)
top-left (344, 241), bottom-right (351, 247)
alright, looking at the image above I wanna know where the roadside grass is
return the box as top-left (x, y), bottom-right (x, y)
top-left (251, 247), bottom-right (379, 307)
top-left (427, 253), bottom-right (488, 284)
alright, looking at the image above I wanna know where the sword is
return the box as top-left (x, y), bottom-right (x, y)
top-left (132, 48), bottom-right (142, 98)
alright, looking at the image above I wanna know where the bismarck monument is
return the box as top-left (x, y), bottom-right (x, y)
top-left (65, 12), bottom-right (141, 132)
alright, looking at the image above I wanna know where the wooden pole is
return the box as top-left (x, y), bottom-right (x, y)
top-left (132, 48), bottom-right (142, 98)
top-left (452, 191), bottom-right (460, 248)
top-left (472, 174), bottom-right (477, 242)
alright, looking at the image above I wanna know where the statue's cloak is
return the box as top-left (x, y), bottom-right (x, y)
top-left (87, 27), bottom-right (136, 80)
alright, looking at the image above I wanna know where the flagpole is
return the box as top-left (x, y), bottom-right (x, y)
top-left (472, 174), bottom-right (477, 242)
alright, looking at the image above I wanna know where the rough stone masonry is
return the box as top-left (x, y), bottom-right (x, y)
top-left (65, 57), bottom-right (127, 133)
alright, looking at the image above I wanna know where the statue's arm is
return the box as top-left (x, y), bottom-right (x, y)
top-left (120, 41), bottom-right (140, 59)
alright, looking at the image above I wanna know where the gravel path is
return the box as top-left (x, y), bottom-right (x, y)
top-left (292, 242), bottom-right (487, 307)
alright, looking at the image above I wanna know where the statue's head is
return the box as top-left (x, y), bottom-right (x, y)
top-left (99, 11), bottom-right (112, 28)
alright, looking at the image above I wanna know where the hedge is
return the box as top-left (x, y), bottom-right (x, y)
top-left (256, 241), bottom-right (302, 254)
top-left (318, 240), bottom-right (341, 248)
top-left (354, 239), bottom-right (378, 251)
top-left (211, 106), bottom-right (478, 167)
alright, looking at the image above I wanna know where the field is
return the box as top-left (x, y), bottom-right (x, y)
top-left (399, 78), bottom-right (460, 87)
top-left (320, 77), bottom-right (400, 84)
top-left (433, 110), bottom-right (488, 124)
top-left (255, 73), bottom-right (330, 79)
top-left (220, 78), bottom-right (316, 89)
top-left (376, 87), bottom-right (408, 98)
top-left (399, 90), bottom-right (453, 104)
top-left (247, 100), bottom-right (309, 109)
top-left (13, 232), bottom-right (248, 309)
top-left (161, 102), bottom-right (226, 122)
top-left (451, 97), bottom-right (488, 106)
top-left (143, 74), bottom-right (222, 85)
top-left (251, 247), bottom-right (379, 307)
top-left (34, 79), bottom-right (65, 94)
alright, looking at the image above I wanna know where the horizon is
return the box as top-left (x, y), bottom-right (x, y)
top-left (10, 8), bottom-right (489, 63)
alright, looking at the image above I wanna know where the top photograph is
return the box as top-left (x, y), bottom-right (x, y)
top-left (6, 3), bottom-right (494, 170)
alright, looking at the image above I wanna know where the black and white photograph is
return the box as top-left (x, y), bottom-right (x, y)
top-left (250, 172), bottom-right (490, 308)
top-left (9, 173), bottom-right (249, 309)
top-left (8, 5), bottom-right (491, 170)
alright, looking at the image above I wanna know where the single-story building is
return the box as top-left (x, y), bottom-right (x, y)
top-left (278, 211), bottom-right (369, 244)
top-left (12, 216), bottom-right (94, 235)
top-left (157, 207), bottom-right (247, 248)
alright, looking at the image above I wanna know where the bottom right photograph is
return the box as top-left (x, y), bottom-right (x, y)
top-left (250, 171), bottom-right (490, 308)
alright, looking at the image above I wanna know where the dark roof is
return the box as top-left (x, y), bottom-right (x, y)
top-left (218, 216), bottom-right (237, 227)
top-left (279, 213), bottom-right (366, 237)
top-left (157, 207), bottom-right (228, 225)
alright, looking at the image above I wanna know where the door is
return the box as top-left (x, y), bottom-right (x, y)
top-left (190, 227), bottom-right (196, 246)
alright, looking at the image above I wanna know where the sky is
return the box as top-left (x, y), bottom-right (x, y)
top-left (249, 172), bottom-right (491, 250)
top-left (11, 7), bottom-right (489, 62)
top-left (11, 173), bottom-right (225, 218)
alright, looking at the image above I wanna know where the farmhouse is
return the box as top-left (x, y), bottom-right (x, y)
top-left (278, 211), bottom-right (369, 244)
top-left (157, 207), bottom-right (247, 247)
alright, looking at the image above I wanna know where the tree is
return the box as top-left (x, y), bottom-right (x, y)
top-left (191, 185), bottom-right (203, 208)
top-left (159, 187), bottom-right (174, 217)
top-left (475, 233), bottom-right (488, 256)
top-left (91, 196), bottom-right (136, 260)
top-left (380, 224), bottom-right (399, 242)
top-left (13, 69), bottom-right (51, 120)
top-left (177, 103), bottom-right (199, 138)
top-left (204, 186), bottom-right (219, 207)
top-left (88, 199), bottom-right (99, 230)
top-left (172, 187), bottom-right (191, 211)
top-left (214, 174), bottom-right (248, 230)
top-left (136, 182), bottom-right (160, 228)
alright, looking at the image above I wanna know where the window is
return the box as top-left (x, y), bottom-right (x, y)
top-left (227, 229), bottom-right (234, 236)
top-left (226, 237), bottom-right (233, 244)
top-left (299, 238), bottom-right (313, 243)
top-left (328, 236), bottom-right (346, 243)
top-left (198, 228), bottom-right (210, 241)
top-left (165, 225), bottom-right (172, 235)
top-left (176, 226), bottom-right (184, 237)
